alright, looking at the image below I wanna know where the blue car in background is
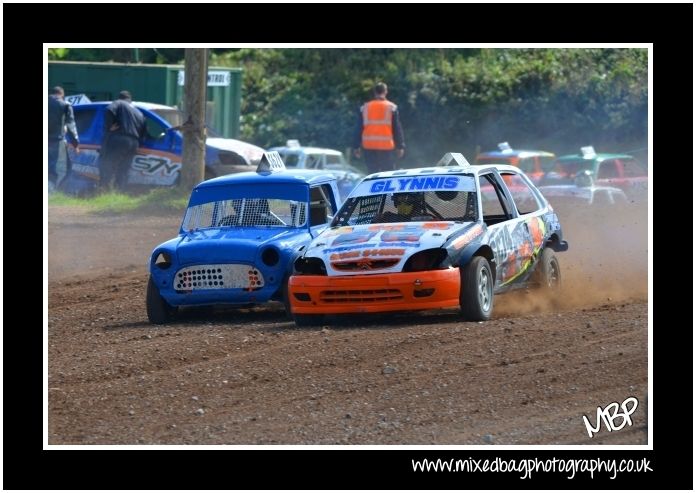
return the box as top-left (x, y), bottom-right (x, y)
top-left (63, 102), bottom-right (265, 194)
top-left (146, 152), bottom-right (341, 324)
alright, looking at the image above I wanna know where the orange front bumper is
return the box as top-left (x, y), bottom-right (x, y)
top-left (289, 268), bottom-right (461, 314)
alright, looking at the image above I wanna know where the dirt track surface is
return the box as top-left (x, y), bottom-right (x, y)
top-left (47, 204), bottom-right (649, 445)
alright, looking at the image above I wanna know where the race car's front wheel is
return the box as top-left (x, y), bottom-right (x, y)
top-left (460, 256), bottom-right (493, 321)
top-left (146, 276), bottom-right (177, 324)
top-left (534, 248), bottom-right (561, 291)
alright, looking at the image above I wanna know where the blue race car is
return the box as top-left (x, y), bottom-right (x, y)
top-left (63, 101), bottom-right (265, 194)
top-left (146, 152), bottom-right (341, 324)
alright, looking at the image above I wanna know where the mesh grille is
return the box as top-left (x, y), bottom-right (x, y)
top-left (335, 190), bottom-right (477, 226)
top-left (183, 198), bottom-right (307, 230)
top-left (331, 259), bottom-right (400, 271)
top-left (320, 289), bottom-right (403, 303)
top-left (174, 264), bottom-right (264, 291)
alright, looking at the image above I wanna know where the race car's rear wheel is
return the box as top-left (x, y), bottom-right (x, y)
top-left (146, 276), bottom-right (177, 324)
top-left (534, 248), bottom-right (561, 291)
top-left (460, 256), bottom-right (493, 321)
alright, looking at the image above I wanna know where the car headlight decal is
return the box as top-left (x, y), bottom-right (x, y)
top-left (154, 251), bottom-right (172, 269)
top-left (403, 248), bottom-right (448, 272)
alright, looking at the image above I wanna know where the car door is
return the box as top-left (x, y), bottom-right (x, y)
top-left (617, 158), bottom-right (648, 199)
top-left (595, 159), bottom-right (621, 189)
top-left (127, 110), bottom-right (183, 186)
top-left (478, 171), bottom-right (518, 288)
top-left (65, 105), bottom-right (104, 182)
top-left (497, 170), bottom-right (547, 285)
top-left (597, 158), bottom-right (647, 199)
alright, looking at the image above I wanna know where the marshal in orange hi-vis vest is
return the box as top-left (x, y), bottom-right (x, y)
top-left (361, 100), bottom-right (396, 150)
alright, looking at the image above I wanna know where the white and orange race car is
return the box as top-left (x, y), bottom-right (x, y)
top-left (288, 153), bottom-right (568, 326)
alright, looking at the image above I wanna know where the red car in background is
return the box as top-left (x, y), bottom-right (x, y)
top-left (476, 142), bottom-right (556, 183)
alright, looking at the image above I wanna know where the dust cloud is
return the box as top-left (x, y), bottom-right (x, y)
top-left (496, 201), bottom-right (649, 317)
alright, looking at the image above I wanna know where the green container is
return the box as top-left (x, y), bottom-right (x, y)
top-left (48, 61), bottom-right (242, 138)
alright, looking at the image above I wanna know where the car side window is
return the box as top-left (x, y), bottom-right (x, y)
top-left (74, 109), bottom-right (97, 135)
top-left (621, 159), bottom-right (647, 177)
top-left (306, 154), bottom-right (323, 169)
top-left (143, 114), bottom-right (167, 142)
top-left (479, 173), bottom-right (512, 226)
top-left (597, 160), bottom-right (619, 179)
top-left (539, 156), bottom-right (555, 172)
top-left (518, 157), bottom-right (535, 174)
top-left (500, 172), bottom-right (542, 215)
top-left (282, 154), bottom-right (299, 167)
top-left (309, 185), bottom-right (333, 226)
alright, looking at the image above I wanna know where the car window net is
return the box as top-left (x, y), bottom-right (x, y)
top-left (183, 198), bottom-right (307, 230)
top-left (333, 191), bottom-right (478, 226)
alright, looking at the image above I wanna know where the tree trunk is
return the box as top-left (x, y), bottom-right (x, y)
top-left (180, 48), bottom-right (208, 190)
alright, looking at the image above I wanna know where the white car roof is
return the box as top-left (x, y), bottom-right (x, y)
top-left (270, 146), bottom-right (343, 156)
top-left (364, 163), bottom-right (525, 180)
top-left (134, 102), bottom-right (178, 110)
top-left (90, 101), bottom-right (176, 110)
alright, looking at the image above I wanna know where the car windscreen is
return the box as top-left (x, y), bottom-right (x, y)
top-left (151, 108), bottom-right (222, 137)
top-left (325, 154), bottom-right (346, 165)
top-left (183, 197), bottom-right (308, 230)
top-left (333, 190), bottom-right (478, 226)
top-left (278, 153), bottom-right (300, 167)
top-left (332, 175), bottom-right (478, 226)
top-left (151, 108), bottom-right (184, 128)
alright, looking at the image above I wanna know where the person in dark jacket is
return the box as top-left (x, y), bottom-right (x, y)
top-left (98, 90), bottom-right (146, 190)
top-left (352, 82), bottom-right (406, 175)
top-left (48, 86), bottom-right (79, 188)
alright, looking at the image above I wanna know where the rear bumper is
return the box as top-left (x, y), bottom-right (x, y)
top-left (289, 268), bottom-right (460, 314)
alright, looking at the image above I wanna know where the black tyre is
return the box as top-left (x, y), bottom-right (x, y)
top-left (146, 276), bottom-right (177, 324)
top-left (460, 256), bottom-right (494, 321)
top-left (281, 275), bottom-right (292, 320)
top-left (534, 248), bottom-right (561, 291)
top-left (293, 314), bottom-right (323, 327)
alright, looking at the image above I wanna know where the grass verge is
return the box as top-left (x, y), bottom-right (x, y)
top-left (48, 188), bottom-right (189, 214)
